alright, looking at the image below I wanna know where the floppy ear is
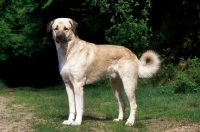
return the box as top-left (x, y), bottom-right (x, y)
top-left (69, 19), bottom-right (78, 35)
top-left (46, 19), bottom-right (55, 33)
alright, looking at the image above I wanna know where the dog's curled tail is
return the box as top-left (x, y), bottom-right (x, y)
top-left (138, 50), bottom-right (160, 78)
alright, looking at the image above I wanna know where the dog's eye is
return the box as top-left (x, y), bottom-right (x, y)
top-left (54, 27), bottom-right (58, 30)
top-left (64, 27), bottom-right (69, 30)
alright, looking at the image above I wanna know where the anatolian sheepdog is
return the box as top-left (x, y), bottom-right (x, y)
top-left (47, 18), bottom-right (160, 126)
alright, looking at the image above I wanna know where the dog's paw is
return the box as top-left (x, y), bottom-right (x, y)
top-left (113, 118), bottom-right (123, 122)
top-left (71, 120), bottom-right (81, 125)
top-left (62, 120), bottom-right (74, 125)
top-left (125, 120), bottom-right (134, 126)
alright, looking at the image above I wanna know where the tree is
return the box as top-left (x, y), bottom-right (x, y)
top-left (0, 0), bottom-right (53, 61)
top-left (150, 0), bottom-right (200, 63)
top-left (0, 0), bottom-right (59, 87)
top-left (89, 0), bottom-right (152, 53)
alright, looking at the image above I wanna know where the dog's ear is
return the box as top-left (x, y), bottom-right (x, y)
top-left (69, 19), bottom-right (78, 35)
top-left (46, 19), bottom-right (55, 33)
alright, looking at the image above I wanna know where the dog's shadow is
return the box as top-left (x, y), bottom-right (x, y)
top-left (84, 115), bottom-right (113, 121)
top-left (59, 115), bottom-right (113, 121)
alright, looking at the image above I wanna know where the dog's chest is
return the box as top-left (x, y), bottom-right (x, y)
top-left (59, 60), bottom-right (85, 81)
top-left (59, 64), bottom-right (71, 81)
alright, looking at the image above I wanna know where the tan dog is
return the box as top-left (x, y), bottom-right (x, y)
top-left (47, 18), bottom-right (160, 126)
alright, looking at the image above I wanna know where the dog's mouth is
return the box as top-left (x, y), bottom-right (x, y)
top-left (55, 32), bottom-right (68, 43)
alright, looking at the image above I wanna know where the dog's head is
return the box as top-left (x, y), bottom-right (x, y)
top-left (47, 18), bottom-right (78, 43)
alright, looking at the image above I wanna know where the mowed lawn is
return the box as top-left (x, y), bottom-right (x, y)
top-left (1, 82), bottom-right (200, 132)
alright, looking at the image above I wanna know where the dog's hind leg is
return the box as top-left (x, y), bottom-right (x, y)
top-left (110, 75), bottom-right (126, 122)
top-left (122, 75), bottom-right (137, 126)
top-left (118, 61), bottom-right (138, 126)
top-left (62, 83), bottom-right (76, 125)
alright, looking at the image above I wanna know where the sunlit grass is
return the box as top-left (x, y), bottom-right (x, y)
top-left (1, 81), bottom-right (200, 131)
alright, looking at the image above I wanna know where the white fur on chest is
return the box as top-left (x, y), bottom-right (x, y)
top-left (55, 42), bottom-right (66, 72)
top-left (56, 42), bottom-right (89, 83)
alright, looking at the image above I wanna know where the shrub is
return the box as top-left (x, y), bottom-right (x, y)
top-left (161, 57), bottom-right (200, 94)
top-left (173, 71), bottom-right (198, 93)
top-left (91, 0), bottom-right (152, 53)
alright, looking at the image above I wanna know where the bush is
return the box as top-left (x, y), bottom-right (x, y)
top-left (173, 71), bottom-right (198, 93)
top-left (91, 0), bottom-right (152, 53)
top-left (161, 57), bottom-right (200, 94)
top-left (0, 0), bottom-right (52, 62)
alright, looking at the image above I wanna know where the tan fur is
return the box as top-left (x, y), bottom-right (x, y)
top-left (47, 18), bottom-right (160, 126)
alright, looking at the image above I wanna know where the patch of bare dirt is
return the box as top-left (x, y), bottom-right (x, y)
top-left (144, 118), bottom-right (200, 132)
top-left (0, 96), bottom-right (34, 132)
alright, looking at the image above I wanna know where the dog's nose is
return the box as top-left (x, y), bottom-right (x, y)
top-left (56, 32), bottom-right (64, 39)
top-left (56, 31), bottom-right (67, 43)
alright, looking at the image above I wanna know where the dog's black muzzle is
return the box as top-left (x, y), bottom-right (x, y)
top-left (56, 31), bottom-right (67, 43)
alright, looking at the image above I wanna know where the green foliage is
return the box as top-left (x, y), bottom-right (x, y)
top-left (0, 20), bottom-right (12, 61)
top-left (0, 0), bottom-right (53, 61)
top-left (172, 71), bottom-right (197, 94)
top-left (91, 0), bottom-right (152, 52)
top-left (161, 57), bottom-right (200, 94)
top-left (0, 0), bottom-right (199, 88)
top-left (152, 0), bottom-right (200, 61)
top-left (0, 80), bottom-right (7, 89)
top-left (157, 63), bottom-right (177, 85)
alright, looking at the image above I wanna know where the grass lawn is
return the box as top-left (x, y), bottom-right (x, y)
top-left (1, 82), bottom-right (200, 132)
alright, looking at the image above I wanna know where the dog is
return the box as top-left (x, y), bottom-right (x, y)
top-left (47, 18), bottom-right (160, 126)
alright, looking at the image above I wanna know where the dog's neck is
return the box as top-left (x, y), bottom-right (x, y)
top-left (55, 37), bottom-right (79, 69)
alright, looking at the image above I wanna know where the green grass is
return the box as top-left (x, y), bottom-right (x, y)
top-left (1, 82), bottom-right (200, 131)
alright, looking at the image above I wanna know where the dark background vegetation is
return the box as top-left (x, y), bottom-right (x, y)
top-left (0, 0), bottom-right (200, 92)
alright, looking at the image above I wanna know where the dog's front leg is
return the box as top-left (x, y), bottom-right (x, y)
top-left (72, 83), bottom-right (84, 125)
top-left (62, 83), bottom-right (76, 125)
